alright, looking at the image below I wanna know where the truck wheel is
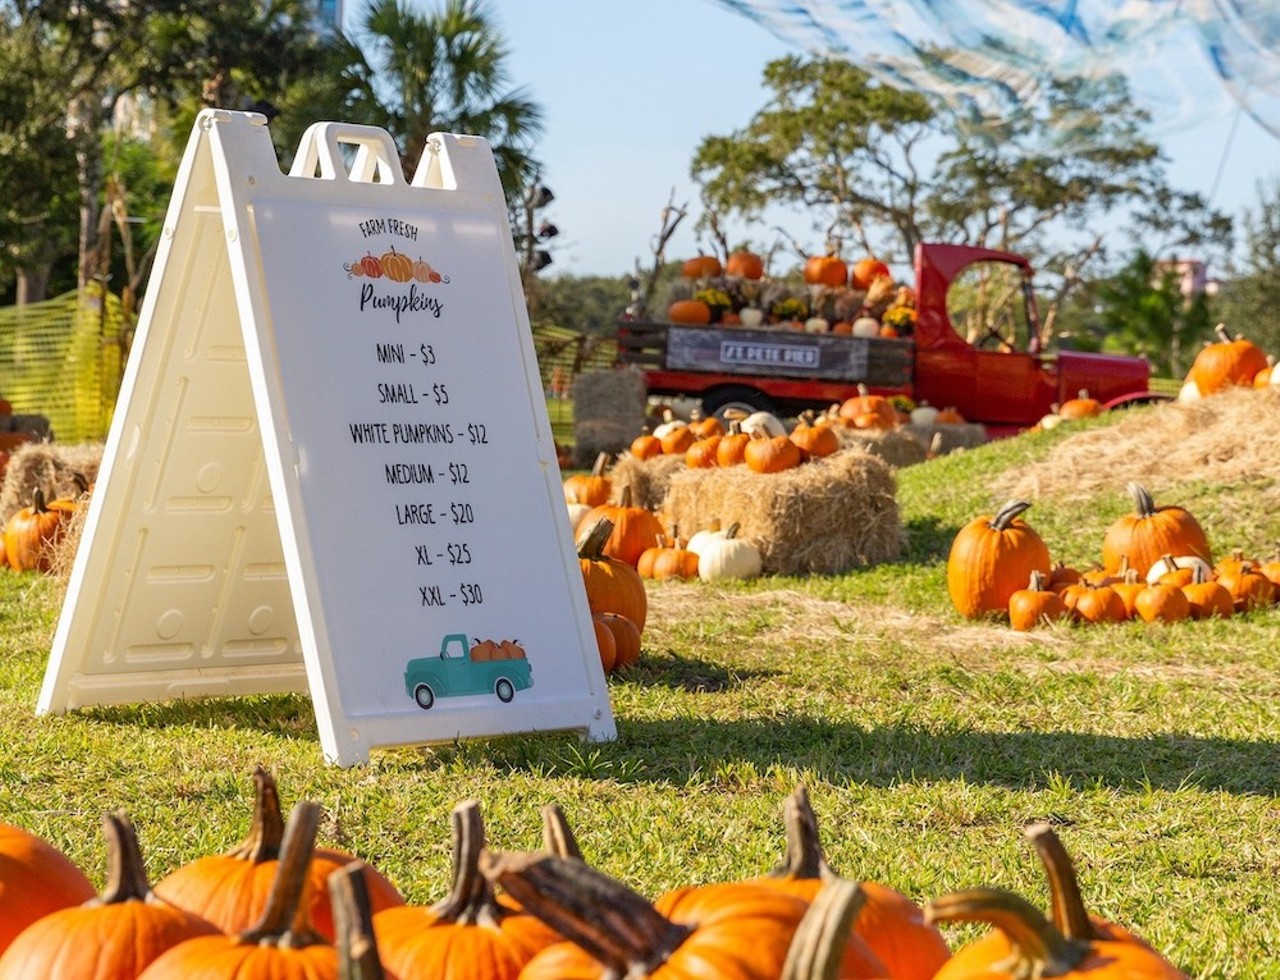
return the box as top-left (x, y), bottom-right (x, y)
top-left (494, 678), bottom-right (515, 703)
top-left (701, 386), bottom-right (778, 420)
top-left (413, 684), bottom-right (435, 710)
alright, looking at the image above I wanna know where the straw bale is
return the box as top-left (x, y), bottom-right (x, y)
top-left (662, 447), bottom-right (902, 576)
top-left (0, 442), bottom-right (103, 525)
top-left (835, 426), bottom-right (929, 467)
top-left (903, 422), bottom-right (987, 455)
top-left (571, 366), bottom-right (648, 467)
top-left (992, 386), bottom-right (1280, 502)
top-left (608, 452), bottom-right (687, 512)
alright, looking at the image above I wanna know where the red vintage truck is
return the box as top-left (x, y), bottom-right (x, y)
top-left (616, 242), bottom-right (1161, 438)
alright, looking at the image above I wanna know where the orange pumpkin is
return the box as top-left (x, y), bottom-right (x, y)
top-left (0, 813), bottom-right (219, 979)
top-left (685, 434), bottom-right (722, 468)
top-left (803, 254), bottom-right (848, 288)
top-left (580, 488), bottom-right (665, 567)
top-left (576, 517), bottom-right (648, 630)
top-left (1008, 570), bottom-right (1068, 631)
top-left (373, 801), bottom-right (561, 979)
top-left (1134, 582), bottom-right (1191, 623)
top-left (744, 430), bottom-right (802, 474)
top-left (715, 421), bottom-right (752, 466)
top-left (789, 412), bottom-right (840, 459)
top-left (591, 614), bottom-right (617, 673)
top-left (152, 768), bottom-right (403, 941)
top-left (0, 823), bottom-right (96, 954)
top-left (725, 250), bottom-right (765, 280)
top-left (1057, 388), bottom-right (1103, 420)
top-left (563, 452), bottom-right (613, 506)
top-left (668, 299), bottom-right (712, 324)
top-left (380, 247), bottom-right (414, 282)
top-left (947, 500), bottom-right (1052, 619)
top-left (629, 426), bottom-right (663, 460)
top-left (850, 257), bottom-right (890, 289)
top-left (837, 385), bottom-right (897, 430)
top-left (681, 254), bottom-right (722, 279)
top-left (754, 785), bottom-right (951, 979)
top-left (934, 406), bottom-right (967, 424)
top-left (4, 488), bottom-right (70, 572)
top-left (1187, 323), bottom-right (1270, 395)
top-left (138, 801), bottom-right (340, 980)
top-left (597, 611), bottom-right (642, 670)
top-left (1100, 482), bottom-right (1211, 577)
top-left (649, 530), bottom-right (700, 580)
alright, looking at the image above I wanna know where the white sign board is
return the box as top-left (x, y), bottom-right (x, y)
top-left (38, 109), bottom-right (615, 765)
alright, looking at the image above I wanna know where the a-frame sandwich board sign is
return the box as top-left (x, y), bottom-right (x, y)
top-left (38, 109), bottom-right (616, 765)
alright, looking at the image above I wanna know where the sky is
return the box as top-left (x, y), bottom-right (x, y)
top-left (392, 0), bottom-right (1280, 282)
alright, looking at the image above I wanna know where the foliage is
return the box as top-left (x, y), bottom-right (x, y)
top-left (1085, 249), bottom-right (1214, 376)
top-left (351, 0), bottom-right (543, 199)
top-left (530, 273), bottom-right (631, 334)
top-left (1214, 177), bottom-right (1280, 354)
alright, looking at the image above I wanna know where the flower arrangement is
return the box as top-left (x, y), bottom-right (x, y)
top-left (770, 296), bottom-right (809, 323)
top-left (882, 303), bottom-right (917, 333)
top-left (693, 286), bottom-right (732, 319)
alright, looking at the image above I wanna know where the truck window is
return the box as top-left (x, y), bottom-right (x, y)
top-left (947, 260), bottom-right (1034, 353)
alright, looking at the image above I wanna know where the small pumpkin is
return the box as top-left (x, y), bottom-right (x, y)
top-left (629, 426), bottom-right (663, 460)
top-left (685, 433), bottom-right (723, 469)
top-left (597, 611), bottom-right (642, 670)
top-left (668, 299), bottom-right (713, 325)
top-left (1071, 583), bottom-right (1127, 624)
top-left (1057, 389), bottom-right (1102, 420)
top-left (563, 452), bottom-right (613, 506)
top-left (716, 421), bottom-right (752, 466)
top-left (681, 254), bottom-right (722, 279)
top-left (380, 247), bottom-right (414, 282)
top-left (789, 411), bottom-right (840, 459)
top-left (837, 385), bottom-right (896, 430)
top-left (1186, 322), bottom-right (1270, 395)
top-left (649, 528), bottom-right (700, 581)
top-left (1134, 582), bottom-right (1191, 624)
top-left (803, 255), bottom-right (848, 288)
top-left (1215, 557), bottom-right (1275, 611)
top-left (1146, 552), bottom-right (1212, 587)
top-left (4, 488), bottom-right (70, 572)
top-left (946, 500), bottom-right (1052, 619)
top-left (1007, 571), bottom-right (1068, 632)
top-left (744, 430), bottom-right (803, 474)
top-left (1180, 564), bottom-right (1233, 620)
top-left (591, 614), bottom-right (617, 673)
top-left (934, 406), bottom-right (967, 425)
top-left (849, 257), bottom-right (890, 290)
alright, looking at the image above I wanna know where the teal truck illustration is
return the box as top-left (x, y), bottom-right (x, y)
top-left (404, 633), bottom-right (533, 709)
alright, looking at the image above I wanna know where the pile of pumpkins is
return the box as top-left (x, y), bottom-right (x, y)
top-left (1178, 323), bottom-right (1278, 399)
top-left (946, 482), bottom-right (1279, 628)
top-left (0, 769), bottom-right (1195, 979)
top-left (1, 483), bottom-right (88, 573)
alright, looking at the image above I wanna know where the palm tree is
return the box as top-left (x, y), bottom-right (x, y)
top-left (354, 0), bottom-right (543, 198)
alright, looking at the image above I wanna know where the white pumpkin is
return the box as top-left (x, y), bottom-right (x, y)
top-left (1037, 413), bottom-right (1062, 431)
top-left (697, 523), bottom-right (763, 582)
top-left (910, 401), bottom-right (939, 426)
top-left (851, 316), bottom-right (881, 338)
top-left (803, 317), bottom-right (830, 334)
top-left (738, 307), bottom-right (764, 328)
top-left (1145, 554), bottom-right (1213, 586)
top-left (1177, 379), bottom-right (1202, 402)
top-left (740, 411), bottom-right (788, 438)
top-left (686, 520), bottom-right (726, 556)
top-left (566, 501), bottom-right (592, 536)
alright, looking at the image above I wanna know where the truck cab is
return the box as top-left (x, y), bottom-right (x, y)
top-left (616, 242), bottom-right (1156, 436)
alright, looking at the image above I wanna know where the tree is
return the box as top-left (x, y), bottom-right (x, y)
top-left (351, 0), bottom-right (542, 197)
top-left (691, 56), bottom-right (1232, 340)
top-left (1214, 178), bottom-right (1280, 353)
top-left (1087, 250), bottom-right (1212, 377)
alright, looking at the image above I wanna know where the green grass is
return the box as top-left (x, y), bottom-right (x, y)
top-left (2, 412), bottom-right (1279, 977)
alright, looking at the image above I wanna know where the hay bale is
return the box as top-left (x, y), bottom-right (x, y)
top-left (903, 422), bottom-right (988, 455)
top-left (0, 442), bottom-right (103, 525)
top-left (837, 426), bottom-right (929, 467)
top-left (663, 448), bottom-right (902, 576)
top-left (572, 366), bottom-right (648, 467)
top-left (609, 452), bottom-right (687, 512)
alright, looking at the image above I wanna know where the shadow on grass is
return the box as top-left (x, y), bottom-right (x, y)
top-left (75, 694), bottom-right (1279, 797)
top-left (625, 650), bottom-right (777, 693)
top-left (900, 515), bottom-right (962, 564)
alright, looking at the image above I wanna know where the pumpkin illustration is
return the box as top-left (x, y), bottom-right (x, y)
top-left (380, 247), bottom-right (414, 283)
top-left (359, 253), bottom-right (383, 278)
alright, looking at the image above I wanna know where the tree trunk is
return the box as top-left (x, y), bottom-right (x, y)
top-left (15, 266), bottom-right (51, 305)
top-left (69, 91), bottom-right (105, 291)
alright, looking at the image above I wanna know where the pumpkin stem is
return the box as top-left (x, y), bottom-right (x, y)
top-left (226, 765), bottom-right (285, 862)
top-left (32, 486), bottom-right (49, 513)
top-left (541, 803), bottom-right (585, 861)
top-left (591, 452), bottom-right (610, 477)
top-left (1126, 482), bottom-right (1157, 519)
top-left (1213, 322), bottom-right (1231, 344)
top-left (91, 811), bottom-right (154, 905)
top-left (1025, 823), bottom-right (1096, 941)
top-left (781, 877), bottom-right (867, 980)
top-left (330, 862), bottom-right (385, 980)
top-left (576, 518), bottom-right (615, 561)
top-left (429, 800), bottom-right (506, 928)
top-left (1028, 570), bottom-right (1048, 591)
top-left (480, 850), bottom-right (693, 976)
top-left (238, 800), bottom-right (326, 949)
top-left (925, 887), bottom-right (1088, 976)
top-left (771, 784), bottom-right (834, 882)
top-left (989, 499), bottom-right (1033, 531)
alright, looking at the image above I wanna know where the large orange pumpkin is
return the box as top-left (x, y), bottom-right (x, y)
top-left (725, 250), bottom-right (765, 280)
top-left (0, 823), bottom-right (96, 954)
top-left (4, 488), bottom-right (70, 572)
top-left (137, 801), bottom-right (340, 980)
top-left (577, 517), bottom-right (648, 629)
top-left (668, 299), bottom-right (712, 324)
top-left (1187, 323), bottom-right (1270, 395)
top-left (1099, 482), bottom-right (1211, 577)
top-left (482, 849), bottom-right (871, 980)
top-left (753, 785), bottom-right (950, 980)
top-left (580, 487), bottom-right (665, 568)
top-left (850, 257), bottom-right (890, 290)
top-left (681, 255), bottom-right (722, 279)
top-left (373, 801), bottom-right (561, 979)
top-left (152, 767), bottom-right (403, 941)
top-left (947, 500), bottom-right (1052, 619)
top-left (0, 813), bottom-right (219, 979)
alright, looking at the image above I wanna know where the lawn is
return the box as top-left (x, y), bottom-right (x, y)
top-left (1, 396), bottom-right (1277, 977)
